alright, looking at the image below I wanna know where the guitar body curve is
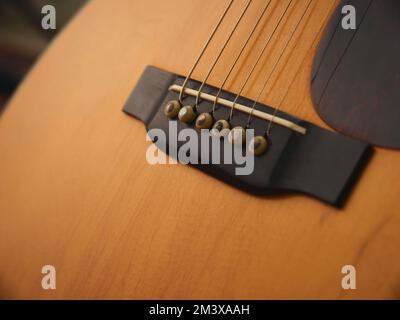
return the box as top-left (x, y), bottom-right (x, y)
top-left (0, 0), bottom-right (399, 299)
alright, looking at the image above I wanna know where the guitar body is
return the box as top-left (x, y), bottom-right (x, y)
top-left (0, 0), bottom-right (399, 299)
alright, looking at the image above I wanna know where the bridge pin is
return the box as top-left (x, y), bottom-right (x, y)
top-left (228, 127), bottom-right (246, 145)
top-left (211, 119), bottom-right (230, 137)
top-left (164, 100), bottom-right (181, 119)
top-left (195, 113), bottom-right (214, 129)
top-left (178, 105), bottom-right (197, 123)
top-left (249, 135), bottom-right (268, 156)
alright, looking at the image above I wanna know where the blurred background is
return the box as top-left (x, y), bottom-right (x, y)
top-left (0, 0), bottom-right (87, 112)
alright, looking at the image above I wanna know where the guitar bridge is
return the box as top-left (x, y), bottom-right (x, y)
top-left (123, 66), bottom-right (372, 207)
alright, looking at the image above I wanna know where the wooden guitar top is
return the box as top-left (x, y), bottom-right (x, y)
top-left (0, 0), bottom-right (399, 299)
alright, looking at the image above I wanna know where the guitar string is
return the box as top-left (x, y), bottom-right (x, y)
top-left (246, 0), bottom-right (314, 131)
top-left (268, 0), bottom-right (337, 133)
top-left (317, 0), bottom-right (374, 106)
top-left (179, 0), bottom-right (356, 134)
top-left (266, 0), bottom-right (364, 136)
top-left (259, 0), bottom-right (314, 136)
top-left (194, 0), bottom-right (253, 111)
top-left (228, 0), bottom-right (294, 122)
top-left (311, 0), bottom-right (350, 83)
top-left (178, 0), bottom-right (234, 105)
top-left (210, 0), bottom-right (274, 115)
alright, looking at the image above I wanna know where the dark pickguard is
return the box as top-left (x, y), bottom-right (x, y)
top-left (311, 0), bottom-right (400, 149)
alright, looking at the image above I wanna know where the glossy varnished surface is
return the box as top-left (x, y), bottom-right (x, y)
top-left (0, 0), bottom-right (400, 299)
top-left (312, 0), bottom-right (400, 149)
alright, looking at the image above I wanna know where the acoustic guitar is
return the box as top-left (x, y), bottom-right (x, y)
top-left (0, 0), bottom-right (399, 299)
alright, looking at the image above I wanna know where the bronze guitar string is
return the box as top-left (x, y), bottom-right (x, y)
top-left (184, 0), bottom-right (254, 129)
top-left (227, 0), bottom-right (294, 124)
top-left (211, 0), bottom-right (274, 116)
top-left (193, 0), bottom-right (253, 112)
top-left (269, 0), bottom-right (338, 136)
top-left (224, 0), bottom-right (295, 148)
top-left (167, 0), bottom-right (326, 155)
top-left (178, 0), bottom-right (234, 105)
top-left (259, 0), bottom-right (314, 137)
top-left (241, 0), bottom-right (314, 155)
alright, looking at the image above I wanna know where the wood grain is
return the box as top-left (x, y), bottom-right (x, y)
top-left (0, 0), bottom-right (399, 299)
